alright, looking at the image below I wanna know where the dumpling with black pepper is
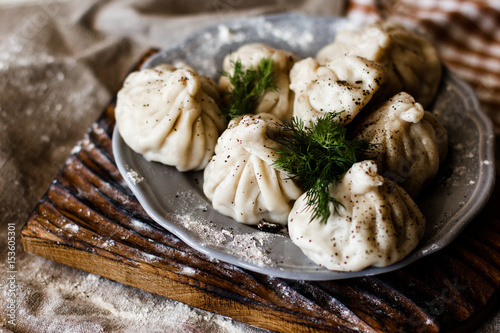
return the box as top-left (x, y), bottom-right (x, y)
top-left (288, 160), bottom-right (425, 272)
top-left (316, 21), bottom-right (441, 107)
top-left (353, 92), bottom-right (448, 198)
top-left (219, 43), bottom-right (299, 120)
top-left (115, 63), bottom-right (227, 171)
top-left (289, 55), bottom-right (385, 125)
top-left (203, 113), bottom-right (303, 225)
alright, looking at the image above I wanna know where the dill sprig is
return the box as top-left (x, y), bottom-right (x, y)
top-left (221, 57), bottom-right (276, 119)
top-left (273, 113), bottom-right (373, 223)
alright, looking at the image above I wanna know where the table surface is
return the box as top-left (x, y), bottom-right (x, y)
top-left (2, 1), bottom-right (500, 332)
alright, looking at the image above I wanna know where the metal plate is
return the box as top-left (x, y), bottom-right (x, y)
top-left (113, 14), bottom-right (495, 280)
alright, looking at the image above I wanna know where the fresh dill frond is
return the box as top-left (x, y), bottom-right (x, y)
top-left (221, 57), bottom-right (276, 120)
top-left (273, 112), bottom-right (373, 223)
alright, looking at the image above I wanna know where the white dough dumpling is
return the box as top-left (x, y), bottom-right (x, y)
top-left (353, 92), bottom-right (448, 198)
top-left (289, 55), bottom-right (384, 125)
top-left (219, 43), bottom-right (298, 119)
top-left (288, 160), bottom-right (425, 272)
top-left (203, 114), bottom-right (303, 225)
top-left (316, 21), bottom-right (442, 107)
top-left (115, 63), bottom-right (227, 172)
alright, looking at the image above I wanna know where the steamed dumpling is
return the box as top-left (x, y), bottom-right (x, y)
top-left (316, 21), bottom-right (441, 107)
top-left (219, 43), bottom-right (298, 119)
top-left (353, 92), bottom-right (448, 197)
top-left (288, 160), bottom-right (425, 272)
top-left (289, 55), bottom-right (384, 125)
top-left (115, 63), bottom-right (227, 171)
top-left (203, 114), bottom-right (303, 225)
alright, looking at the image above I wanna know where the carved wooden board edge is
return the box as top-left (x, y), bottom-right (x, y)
top-left (21, 49), bottom-right (500, 333)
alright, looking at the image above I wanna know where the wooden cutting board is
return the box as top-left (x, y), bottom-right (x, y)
top-left (22, 50), bottom-right (500, 333)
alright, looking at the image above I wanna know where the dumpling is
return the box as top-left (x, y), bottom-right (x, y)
top-left (203, 113), bottom-right (303, 225)
top-left (288, 160), bottom-right (425, 272)
top-left (353, 92), bottom-right (448, 198)
top-left (115, 63), bottom-right (227, 171)
top-left (316, 21), bottom-right (441, 107)
top-left (219, 43), bottom-right (298, 119)
top-left (289, 55), bottom-right (385, 125)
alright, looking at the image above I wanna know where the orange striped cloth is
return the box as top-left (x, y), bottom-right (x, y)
top-left (346, 0), bottom-right (500, 132)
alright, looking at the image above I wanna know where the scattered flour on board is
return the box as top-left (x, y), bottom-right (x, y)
top-left (181, 266), bottom-right (197, 276)
top-left (102, 238), bottom-right (115, 249)
top-left (64, 223), bottom-right (79, 233)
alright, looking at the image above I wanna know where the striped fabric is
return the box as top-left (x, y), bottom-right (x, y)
top-left (346, 0), bottom-right (500, 132)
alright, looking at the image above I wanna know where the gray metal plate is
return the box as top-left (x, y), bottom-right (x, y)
top-left (113, 14), bottom-right (495, 280)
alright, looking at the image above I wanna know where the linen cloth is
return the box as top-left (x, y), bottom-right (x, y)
top-left (0, 0), bottom-right (498, 332)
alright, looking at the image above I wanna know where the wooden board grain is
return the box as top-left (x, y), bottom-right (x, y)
top-left (21, 50), bottom-right (500, 333)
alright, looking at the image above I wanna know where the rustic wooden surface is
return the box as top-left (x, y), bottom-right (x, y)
top-left (21, 51), bottom-right (500, 333)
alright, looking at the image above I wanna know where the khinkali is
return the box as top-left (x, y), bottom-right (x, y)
top-left (289, 55), bottom-right (385, 125)
top-left (219, 43), bottom-right (298, 119)
top-left (203, 113), bottom-right (303, 225)
top-left (353, 92), bottom-right (448, 197)
top-left (115, 63), bottom-right (226, 171)
top-left (288, 160), bottom-right (425, 272)
top-left (316, 21), bottom-right (441, 107)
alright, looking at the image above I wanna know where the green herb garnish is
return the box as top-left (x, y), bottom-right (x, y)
top-left (273, 113), bottom-right (373, 223)
top-left (221, 57), bottom-right (276, 119)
